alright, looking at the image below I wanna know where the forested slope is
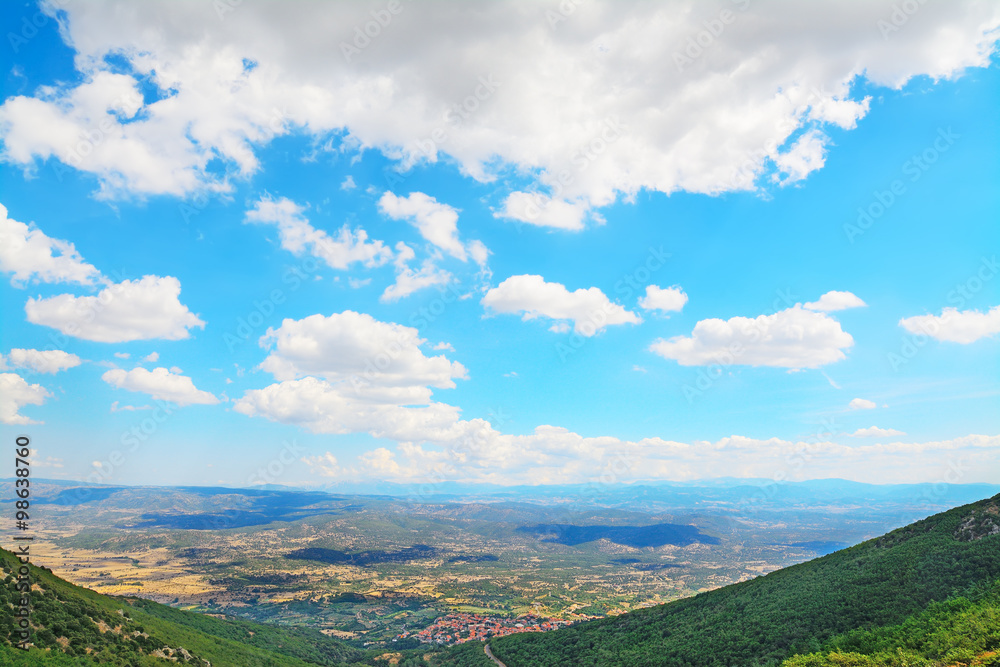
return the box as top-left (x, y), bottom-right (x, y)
top-left (0, 546), bottom-right (363, 666)
top-left (489, 494), bottom-right (1000, 667)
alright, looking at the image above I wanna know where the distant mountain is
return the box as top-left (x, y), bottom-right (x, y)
top-left (10, 477), bottom-right (1000, 515)
top-left (487, 493), bottom-right (1000, 666)
top-left (517, 522), bottom-right (719, 547)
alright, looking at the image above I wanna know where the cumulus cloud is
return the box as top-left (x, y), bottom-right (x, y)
top-left (0, 349), bottom-right (82, 375)
top-left (770, 129), bottom-right (828, 185)
top-left (101, 367), bottom-right (219, 406)
top-left (851, 426), bottom-right (906, 438)
top-left (235, 311), bottom-right (470, 440)
top-left (849, 398), bottom-right (877, 410)
top-left (804, 290), bottom-right (867, 312)
top-left (380, 242), bottom-right (452, 302)
top-left (650, 305), bottom-right (853, 369)
top-left (25, 275), bottom-right (205, 343)
top-left (497, 193), bottom-right (590, 231)
top-left (245, 195), bottom-right (390, 270)
top-left (0, 203), bottom-right (102, 286)
top-left (379, 192), bottom-right (469, 261)
top-left (256, 310), bottom-right (467, 389)
top-left (235, 376), bottom-right (465, 440)
top-left (3, 1), bottom-right (994, 214)
top-left (482, 274), bottom-right (641, 336)
top-left (0, 373), bottom-right (51, 424)
top-left (638, 285), bottom-right (688, 313)
top-left (899, 305), bottom-right (1000, 344)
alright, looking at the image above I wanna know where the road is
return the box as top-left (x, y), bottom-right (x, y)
top-left (484, 643), bottom-right (508, 667)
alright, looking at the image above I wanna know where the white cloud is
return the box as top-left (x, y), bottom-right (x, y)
top-left (851, 426), bottom-right (906, 438)
top-left (300, 452), bottom-right (341, 479)
top-left (114, 352), bottom-right (130, 359)
top-left (28, 450), bottom-right (64, 469)
top-left (0, 203), bottom-right (102, 286)
top-left (358, 448), bottom-right (403, 477)
top-left (849, 398), bottom-right (877, 410)
top-left (497, 192), bottom-right (589, 231)
top-left (379, 192), bottom-right (467, 261)
top-left (256, 310), bottom-right (466, 390)
top-left (0, 70), bottom-right (187, 198)
top-left (142, 352), bottom-right (160, 363)
top-left (650, 305), bottom-right (853, 369)
top-left (348, 277), bottom-right (370, 289)
top-left (0, 373), bottom-right (51, 424)
top-left (770, 129), bottom-right (828, 185)
top-left (468, 240), bottom-right (490, 270)
top-left (110, 401), bottom-right (152, 412)
top-left (0, 349), bottom-right (82, 375)
top-left (899, 305), bottom-right (1000, 344)
top-left (25, 275), bottom-right (205, 343)
top-left (804, 290), bottom-right (867, 312)
top-left (235, 376), bottom-right (465, 440)
top-left (236, 310), bottom-right (470, 440)
top-left (340, 175), bottom-right (356, 190)
top-left (821, 371), bottom-right (841, 389)
top-left (101, 367), bottom-right (219, 406)
top-left (380, 242), bottom-right (452, 302)
top-left (377, 192), bottom-right (490, 284)
top-left (245, 196), bottom-right (390, 270)
top-left (481, 274), bottom-right (641, 336)
top-left (638, 285), bottom-right (688, 313)
top-left (5, 1), bottom-right (992, 212)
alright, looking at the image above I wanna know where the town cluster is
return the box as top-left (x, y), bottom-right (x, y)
top-left (399, 613), bottom-right (571, 645)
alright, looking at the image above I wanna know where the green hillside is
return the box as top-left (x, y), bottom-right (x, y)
top-left (0, 546), bottom-right (364, 666)
top-left (782, 580), bottom-right (1000, 666)
top-left (488, 494), bottom-right (1000, 666)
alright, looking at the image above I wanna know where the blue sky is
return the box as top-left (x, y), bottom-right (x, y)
top-left (1, 0), bottom-right (998, 488)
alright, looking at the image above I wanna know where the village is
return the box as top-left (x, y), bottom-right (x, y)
top-left (398, 613), bottom-right (573, 645)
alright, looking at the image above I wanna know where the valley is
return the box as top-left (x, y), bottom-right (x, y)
top-left (3, 490), bottom-right (999, 667)
top-left (6, 478), bottom-right (994, 651)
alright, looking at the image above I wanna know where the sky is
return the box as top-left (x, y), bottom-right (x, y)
top-left (0, 0), bottom-right (998, 490)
